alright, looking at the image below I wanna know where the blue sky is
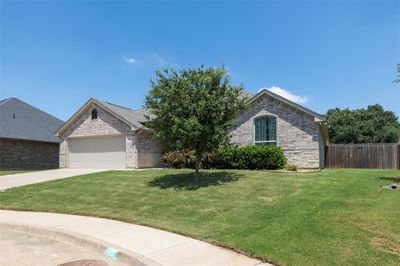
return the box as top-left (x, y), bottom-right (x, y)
top-left (1, 1), bottom-right (399, 121)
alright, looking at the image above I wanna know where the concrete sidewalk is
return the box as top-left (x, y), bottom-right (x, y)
top-left (0, 210), bottom-right (272, 266)
top-left (0, 169), bottom-right (107, 190)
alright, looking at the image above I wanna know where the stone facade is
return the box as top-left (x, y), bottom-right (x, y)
top-left (230, 94), bottom-right (324, 168)
top-left (59, 103), bottom-right (161, 168)
top-left (0, 138), bottom-right (59, 170)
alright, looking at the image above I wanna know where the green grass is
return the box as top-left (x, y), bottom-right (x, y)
top-left (0, 170), bottom-right (29, 176)
top-left (0, 169), bottom-right (399, 265)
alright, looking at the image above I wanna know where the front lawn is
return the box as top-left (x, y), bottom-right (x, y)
top-left (0, 169), bottom-right (399, 265)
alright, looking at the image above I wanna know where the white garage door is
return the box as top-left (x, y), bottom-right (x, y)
top-left (68, 136), bottom-right (126, 169)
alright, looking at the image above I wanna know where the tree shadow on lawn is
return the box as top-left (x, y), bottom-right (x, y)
top-left (148, 171), bottom-right (244, 190)
top-left (378, 176), bottom-right (400, 183)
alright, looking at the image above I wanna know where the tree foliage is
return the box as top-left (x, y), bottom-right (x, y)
top-left (326, 104), bottom-right (400, 144)
top-left (145, 66), bottom-right (247, 174)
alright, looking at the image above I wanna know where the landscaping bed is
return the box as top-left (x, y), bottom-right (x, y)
top-left (0, 169), bottom-right (399, 265)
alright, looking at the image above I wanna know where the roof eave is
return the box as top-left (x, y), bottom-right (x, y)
top-left (246, 89), bottom-right (325, 121)
top-left (55, 98), bottom-right (139, 136)
top-left (135, 126), bottom-right (153, 133)
top-left (93, 99), bottom-right (139, 131)
top-left (0, 136), bottom-right (60, 144)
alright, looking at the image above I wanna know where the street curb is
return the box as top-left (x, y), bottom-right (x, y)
top-left (0, 222), bottom-right (161, 266)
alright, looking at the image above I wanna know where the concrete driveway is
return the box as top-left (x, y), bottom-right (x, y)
top-left (0, 169), bottom-right (107, 190)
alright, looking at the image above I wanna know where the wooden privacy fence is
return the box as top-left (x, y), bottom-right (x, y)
top-left (325, 143), bottom-right (400, 169)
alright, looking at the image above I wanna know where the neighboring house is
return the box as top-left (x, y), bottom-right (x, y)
top-left (0, 98), bottom-right (64, 170)
top-left (57, 90), bottom-right (327, 169)
top-left (56, 99), bottom-right (161, 169)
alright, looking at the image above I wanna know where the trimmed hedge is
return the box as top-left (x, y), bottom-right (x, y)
top-left (161, 145), bottom-right (285, 170)
top-left (214, 145), bottom-right (285, 170)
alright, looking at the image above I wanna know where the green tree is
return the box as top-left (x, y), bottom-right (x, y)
top-left (145, 66), bottom-right (247, 175)
top-left (326, 104), bottom-right (400, 144)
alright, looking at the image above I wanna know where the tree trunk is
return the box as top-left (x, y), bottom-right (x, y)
top-left (194, 151), bottom-right (200, 182)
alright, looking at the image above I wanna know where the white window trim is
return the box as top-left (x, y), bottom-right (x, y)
top-left (255, 140), bottom-right (277, 145)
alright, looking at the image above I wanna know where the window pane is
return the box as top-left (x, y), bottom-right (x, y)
top-left (268, 117), bottom-right (276, 141)
top-left (91, 109), bottom-right (98, 120)
top-left (255, 116), bottom-right (277, 144)
top-left (255, 117), bottom-right (264, 142)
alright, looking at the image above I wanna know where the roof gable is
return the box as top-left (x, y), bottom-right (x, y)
top-left (246, 89), bottom-right (325, 122)
top-left (0, 98), bottom-right (64, 143)
top-left (95, 99), bottom-right (150, 129)
top-left (56, 98), bottom-right (150, 135)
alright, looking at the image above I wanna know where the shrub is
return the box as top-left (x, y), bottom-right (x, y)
top-left (162, 145), bottom-right (285, 170)
top-left (161, 150), bottom-right (214, 169)
top-left (161, 149), bottom-right (195, 169)
top-left (200, 151), bottom-right (215, 169)
top-left (214, 145), bottom-right (285, 170)
top-left (284, 164), bottom-right (298, 171)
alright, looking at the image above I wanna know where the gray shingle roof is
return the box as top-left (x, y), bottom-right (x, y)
top-left (58, 87), bottom-right (323, 136)
top-left (94, 99), bottom-right (150, 129)
top-left (56, 98), bottom-right (152, 134)
top-left (0, 98), bottom-right (64, 143)
top-left (95, 91), bottom-right (252, 129)
top-left (96, 91), bottom-right (252, 128)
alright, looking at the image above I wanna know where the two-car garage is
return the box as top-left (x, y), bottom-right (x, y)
top-left (67, 135), bottom-right (126, 169)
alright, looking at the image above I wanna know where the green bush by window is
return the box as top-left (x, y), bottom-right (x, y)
top-left (161, 145), bottom-right (285, 170)
top-left (214, 145), bottom-right (285, 170)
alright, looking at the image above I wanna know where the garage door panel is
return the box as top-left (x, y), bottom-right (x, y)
top-left (68, 136), bottom-right (126, 169)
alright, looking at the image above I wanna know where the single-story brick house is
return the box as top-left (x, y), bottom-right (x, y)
top-left (57, 89), bottom-right (328, 169)
top-left (0, 98), bottom-right (64, 170)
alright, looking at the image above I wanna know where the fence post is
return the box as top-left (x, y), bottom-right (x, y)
top-left (398, 144), bottom-right (400, 170)
top-left (324, 145), bottom-right (328, 168)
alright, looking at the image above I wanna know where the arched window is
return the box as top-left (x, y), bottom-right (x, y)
top-left (91, 108), bottom-right (98, 120)
top-left (254, 116), bottom-right (277, 145)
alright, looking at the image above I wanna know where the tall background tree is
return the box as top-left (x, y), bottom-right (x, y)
top-left (326, 104), bottom-right (400, 144)
top-left (145, 66), bottom-right (246, 175)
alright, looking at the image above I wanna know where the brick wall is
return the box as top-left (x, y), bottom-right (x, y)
top-left (0, 138), bottom-right (59, 170)
top-left (230, 94), bottom-right (323, 168)
top-left (137, 131), bottom-right (162, 168)
top-left (59, 103), bottom-right (138, 168)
